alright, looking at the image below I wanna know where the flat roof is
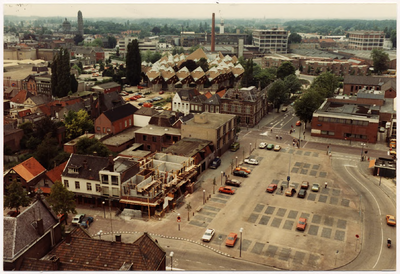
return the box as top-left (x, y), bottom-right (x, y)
top-left (314, 100), bottom-right (379, 121)
top-left (134, 125), bottom-right (181, 136)
top-left (183, 113), bottom-right (236, 129)
top-left (102, 127), bottom-right (140, 146)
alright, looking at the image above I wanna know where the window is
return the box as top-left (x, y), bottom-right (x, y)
top-left (96, 184), bottom-right (101, 192)
top-left (152, 136), bottom-right (157, 142)
top-left (64, 180), bottom-right (69, 188)
top-left (237, 105), bottom-right (241, 113)
top-left (16, 177), bottom-right (21, 183)
top-left (143, 135), bottom-right (147, 141)
top-left (102, 175), bottom-right (109, 184)
top-left (125, 120), bottom-right (127, 127)
top-left (246, 106), bottom-right (251, 114)
top-left (75, 181), bottom-right (80, 189)
top-left (103, 127), bottom-right (106, 133)
top-left (129, 119), bottom-right (132, 126)
top-left (96, 126), bottom-right (100, 131)
top-left (223, 103), bottom-right (228, 111)
top-left (8, 177), bottom-right (12, 182)
top-left (87, 182), bottom-right (92, 191)
top-left (111, 176), bottom-right (118, 185)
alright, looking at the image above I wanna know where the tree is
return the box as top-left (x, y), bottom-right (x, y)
top-left (390, 30), bottom-right (396, 48)
top-left (151, 26), bottom-right (161, 35)
top-left (277, 61), bottom-right (296, 80)
top-left (34, 133), bottom-right (61, 170)
top-left (47, 181), bottom-right (77, 225)
top-left (4, 180), bottom-right (31, 213)
top-left (73, 34), bottom-right (84, 45)
top-left (107, 36), bottom-right (117, 48)
top-left (288, 32), bottom-right (302, 44)
top-left (254, 68), bottom-right (276, 90)
top-left (179, 59), bottom-right (198, 72)
top-left (267, 79), bottom-right (289, 112)
top-left (310, 72), bottom-right (339, 98)
top-left (293, 89), bottom-right (323, 128)
top-left (284, 74), bottom-right (302, 95)
top-left (241, 59), bottom-right (254, 87)
top-left (51, 48), bottom-right (71, 98)
top-left (70, 74), bottom-right (78, 94)
top-left (64, 109), bottom-right (94, 140)
top-left (76, 137), bottom-right (111, 157)
top-left (185, 202), bottom-right (192, 221)
top-left (370, 48), bottom-right (390, 74)
top-left (197, 57), bottom-right (209, 73)
top-left (126, 40), bottom-right (142, 86)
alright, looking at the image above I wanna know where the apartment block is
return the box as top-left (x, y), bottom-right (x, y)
top-left (252, 28), bottom-right (289, 54)
top-left (347, 31), bottom-right (384, 50)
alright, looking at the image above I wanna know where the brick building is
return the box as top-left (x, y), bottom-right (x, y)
top-left (343, 75), bottom-right (395, 96)
top-left (94, 103), bottom-right (138, 135)
top-left (347, 31), bottom-right (384, 50)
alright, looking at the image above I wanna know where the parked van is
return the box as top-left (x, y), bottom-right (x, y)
top-left (209, 157), bottom-right (221, 169)
top-left (230, 142), bottom-right (240, 152)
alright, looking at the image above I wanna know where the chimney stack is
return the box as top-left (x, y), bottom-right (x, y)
top-left (65, 231), bottom-right (72, 244)
top-left (211, 13), bottom-right (215, 52)
top-left (36, 219), bottom-right (44, 236)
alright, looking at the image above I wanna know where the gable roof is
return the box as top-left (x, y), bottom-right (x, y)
top-left (343, 75), bottom-right (392, 86)
top-left (381, 79), bottom-right (396, 91)
top-left (19, 229), bottom-right (165, 271)
top-left (45, 161), bottom-right (68, 183)
top-left (135, 107), bottom-right (159, 116)
top-left (4, 198), bottom-right (59, 261)
top-left (11, 90), bottom-right (32, 104)
top-left (62, 154), bottom-right (110, 181)
top-left (103, 103), bottom-right (138, 122)
top-left (11, 157), bottom-right (46, 182)
top-left (26, 94), bottom-right (51, 106)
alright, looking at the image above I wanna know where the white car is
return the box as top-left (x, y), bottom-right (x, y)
top-left (244, 158), bottom-right (259, 165)
top-left (274, 145), bottom-right (281, 151)
top-left (259, 142), bottom-right (267, 149)
top-left (202, 228), bottom-right (215, 242)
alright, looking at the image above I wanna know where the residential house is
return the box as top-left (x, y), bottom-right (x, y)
top-left (90, 91), bottom-right (126, 120)
top-left (4, 87), bottom-right (20, 100)
top-left (94, 103), bottom-right (138, 135)
top-left (134, 107), bottom-right (160, 127)
top-left (17, 229), bottom-right (166, 271)
top-left (4, 196), bottom-right (63, 271)
top-left (38, 161), bottom-right (68, 195)
top-left (343, 75), bottom-right (394, 96)
top-left (91, 82), bottom-right (122, 95)
top-left (181, 112), bottom-right (237, 157)
top-left (10, 90), bottom-right (34, 109)
top-left (4, 157), bottom-right (47, 192)
top-left (70, 46), bottom-right (97, 65)
top-left (24, 94), bottom-right (52, 107)
top-left (22, 73), bottom-right (52, 97)
top-left (172, 88), bottom-right (204, 115)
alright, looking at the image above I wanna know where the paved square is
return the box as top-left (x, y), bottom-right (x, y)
top-left (308, 225), bottom-right (319, 236)
top-left (334, 230), bottom-right (346, 241)
top-left (216, 194), bottom-right (230, 199)
top-left (203, 205), bottom-right (221, 212)
top-left (294, 162), bottom-right (302, 167)
top-left (337, 219), bottom-right (347, 229)
top-left (254, 204), bottom-right (265, 213)
top-left (341, 199), bottom-right (350, 207)
top-left (296, 150), bottom-right (303, 155)
top-left (312, 215), bottom-right (322, 224)
top-left (198, 210), bottom-right (217, 217)
top-left (259, 215), bottom-right (270, 225)
top-left (308, 254), bottom-right (321, 266)
top-left (189, 220), bottom-right (208, 227)
top-left (240, 239), bottom-right (252, 251)
top-left (324, 216), bottom-right (334, 226)
top-left (264, 245), bottom-right (278, 257)
top-left (312, 164), bottom-right (320, 170)
top-left (251, 242), bottom-right (265, 255)
top-left (309, 170), bottom-right (317, 176)
top-left (272, 179), bottom-right (280, 184)
top-left (300, 212), bottom-right (310, 219)
top-left (292, 167), bottom-right (299, 173)
top-left (278, 248), bottom-right (291, 261)
top-left (329, 196), bottom-right (339, 205)
top-left (293, 251), bottom-right (306, 264)
top-left (321, 188), bottom-right (330, 195)
top-left (318, 195), bottom-right (328, 203)
top-left (300, 169), bottom-right (308, 175)
top-left (304, 152), bottom-right (311, 156)
top-left (248, 213), bottom-right (259, 223)
top-left (307, 193), bottom-right (317, 201)
top-left (312, 152), bottom-right (319, 157)
top-left (283, 220), bottom-right (294, 230)
top-left (271, 217), bottom-right (283, 228)
top-left (332, 189), bottom-right (341, 196)
top-left (209, 198), bottom-right (228, 204)
top-left (276, 208), bottom-right (287, 217)
top-left (193, 215), bottom-right (213, 223)
top-left (321, 227), bottom-right (332, 239)
top-left (303, 163), bottom-right (311, 168)
top-left (288, 210), bottom-right (298, 219)
top-left (319, 172), bottom-right (327, 178)
top-left (265, 206), bottom-right (276, 215)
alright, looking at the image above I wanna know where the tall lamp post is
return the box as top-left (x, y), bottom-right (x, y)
top-left (170, 251), bottom-right (174, 271)
top-left (287, 145), bottom-right (292, 188)
top-left (221, 171), bottom-right (224, 185)
top-left (360, 143), bottom-right (366, 161)
top-left (249, 143), bottom-right (252, 156)
top-left (236, 156), bottom-right (238, 168)
top-left (102, 201), bottom-right (106, 218)
top-left (239, 227), bottom-right (243, 257)
top-left (203, 190), bottom-right (206, 204)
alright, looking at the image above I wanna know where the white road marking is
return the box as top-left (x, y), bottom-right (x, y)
top-left (344, 166), bottom-right (383, 269)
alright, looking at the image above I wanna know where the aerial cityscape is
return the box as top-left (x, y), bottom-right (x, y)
top-left (2, 2), bottom-right (396, 271)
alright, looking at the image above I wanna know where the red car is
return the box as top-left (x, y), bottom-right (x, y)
top-left (297, 218), bottom-right (307, 231)
top-left (219, 186), bottom-right (235, 195)
top-left (129, 96), bottom-right (137, 101)
top-left (159, 90), bottom-right (165, 94)
top-left (225, 232), bottom-right (238, 247)
top-left (266, 184), bottom-right (277, 193)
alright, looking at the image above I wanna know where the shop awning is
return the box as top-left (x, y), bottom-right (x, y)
top-left (368, 159), bottom-right (376, 168)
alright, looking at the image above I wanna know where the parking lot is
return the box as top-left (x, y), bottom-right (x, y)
top-left (189, 145), bottom-right (360, 270)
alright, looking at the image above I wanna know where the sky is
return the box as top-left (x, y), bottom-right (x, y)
top-left (2, 0), bottom-right (398, 20)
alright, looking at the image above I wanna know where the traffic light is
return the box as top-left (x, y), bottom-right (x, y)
top-left (177, 216), bottom-right (181, 222)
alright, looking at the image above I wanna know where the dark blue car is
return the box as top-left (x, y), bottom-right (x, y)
top-left (80, 216), bottom-right (94, 228)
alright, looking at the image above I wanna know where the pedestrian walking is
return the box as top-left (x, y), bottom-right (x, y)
top-left (325, 182), bottom-right (328, 188)
top-left (280, 136), bottom-right (282, 140)
top-left (271, 128), bottom-right (273, 132)
top-left (280, 185), bottom-right (283, 193)
top-left (290, 129), bottom-right (292, 134)
top-left (293, 141), bottom-right (295, 147)
top-left (293, 129), bottom-right (295, 133)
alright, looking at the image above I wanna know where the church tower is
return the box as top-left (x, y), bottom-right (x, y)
top-left (77, 10), bottom-right (84, 36)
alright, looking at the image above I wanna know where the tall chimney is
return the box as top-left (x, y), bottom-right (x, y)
top-left (65, 231), bottom-right (72, 244)
top-left (220, 19), bottom-right (224, 34)
top-left (211, 13), bottom-right (215, 52)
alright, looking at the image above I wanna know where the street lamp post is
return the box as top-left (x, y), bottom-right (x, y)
top-left (203, 190), bottom-right (205, 204)
top-left (249, 143), bottom-right (252, 156)
top-left (170, 251), bottom-right (174, 271)
top-left (221, 171), bottom-right (224, 185)
top-left (360, 143), bottom-right (365, 161)
top-left (236, 156), bottom-right (238, 168)
top-left (287, 145), bottom-right (291, 188)
top-left (239, 228), bottom-right (243, 257)
top-left (102, 201), bottom-right (106, 218)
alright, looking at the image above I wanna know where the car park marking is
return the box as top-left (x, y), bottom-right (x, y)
top-left (344, 165), bottom-right (383, 269)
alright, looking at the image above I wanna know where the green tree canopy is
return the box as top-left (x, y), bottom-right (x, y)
top-left (310, 72), bottom-right (339, 98)
top-left (51, 48), bottom-right (71, 98)
top-left (293, 89), bottom-right (324, 127)
top-left (288, 32), bottom-right (302, 44)
top-left (277, 61), bottom-right (296, 80)
top-left (179, 59), bottom-right (198, 72)
top-left (47, 181), bottom-right (77, 224)
top-left (267, 79), bottom-right (289, 112)
top-left (76, 137), bottom-right (111, 157)
top-left (126, 40), bottom-right (142, 86)
top-left (370, 48), bottom-right (390, 74)
top-left (4, 180), bottom-right (31, 213)
top-left (64, 109), bottom-right (94, 141)
top-left (283, 74), bottom-right (302, 95)
top-left (107, 36), bottom-right (117, 48)
top-left (254, 67), bottom-right (276, 90)
top-left (197, 57), bottom-right (209, 72)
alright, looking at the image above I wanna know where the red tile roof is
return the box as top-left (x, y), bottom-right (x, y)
top-left (12, 157), bottom-right (46, 182)
top-left (11, 90), bottom-right (29, 104)
top-left (45, 161), bottom-right (67, 183)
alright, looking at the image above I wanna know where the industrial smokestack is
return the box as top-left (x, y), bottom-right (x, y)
top-left (220, 19), bottom-right (224, 34)
top-left (211, 13), bottom-right (215, 52)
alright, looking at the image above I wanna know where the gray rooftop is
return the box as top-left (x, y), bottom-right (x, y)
top-left (134, 125), bottom-right (181, 136)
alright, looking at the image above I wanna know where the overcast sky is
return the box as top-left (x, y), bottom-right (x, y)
top-left (2, 1), bottom-right (398, 20)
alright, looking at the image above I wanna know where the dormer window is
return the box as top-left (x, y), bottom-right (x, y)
top-left (68, 168), bottom-right (79, 174)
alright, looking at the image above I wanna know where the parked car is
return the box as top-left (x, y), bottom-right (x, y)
top-left (209, 157), bottom-right (221, 169)
top-left (297, 218), bottom-right (307, 231)
top-left (297, 188), bottom-right (307, 198)
top-left (138, 102), bottom-right (144, 106)
top-left (7, 211), bottom-right (19, 217)
top-left (225, 232), bottom-right (238, 247)
top-left (80, 216), bottom-right (94, 228)
top-left (202, 228), bottom-right (215, 242)
top-left (219, 186), bottom-right (235, 195)
top-left (296, 121), bottom-right (301, 126)
top-left (266, 184), bottom-right (277, 193)
top-left (57, 213), bottom-right (66, 223)
top-left (301, 181), bottom-right (309, 189)
top-left (72, 214), bottom-right (85, 225)
top-left (274, 145), bottom-right (281, 151)
top-left (266, 144), bottom-right (274, 150)
top-left (225, 179), bottom-right (242, 187)
top-left (281, 106), bottom-right (288, 112)
top-left (244, 158), bottom-right (259, 165)
top-left (285, 187), bottom-right (296, 197)
top-left (311, 183), bottom-right (320, 192)
top-left (233, 170), bottom-right (249, 177)
top-left (386, 215), bottom-right (396, 226)
top-left (129, 96), bottom-right (137, 101)
top-left (259, 142), bottom-right (267, 149)
top-left (235, 166), bottom-right (251, 174)
top-left (159, 90), bottom-right (165, 94)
